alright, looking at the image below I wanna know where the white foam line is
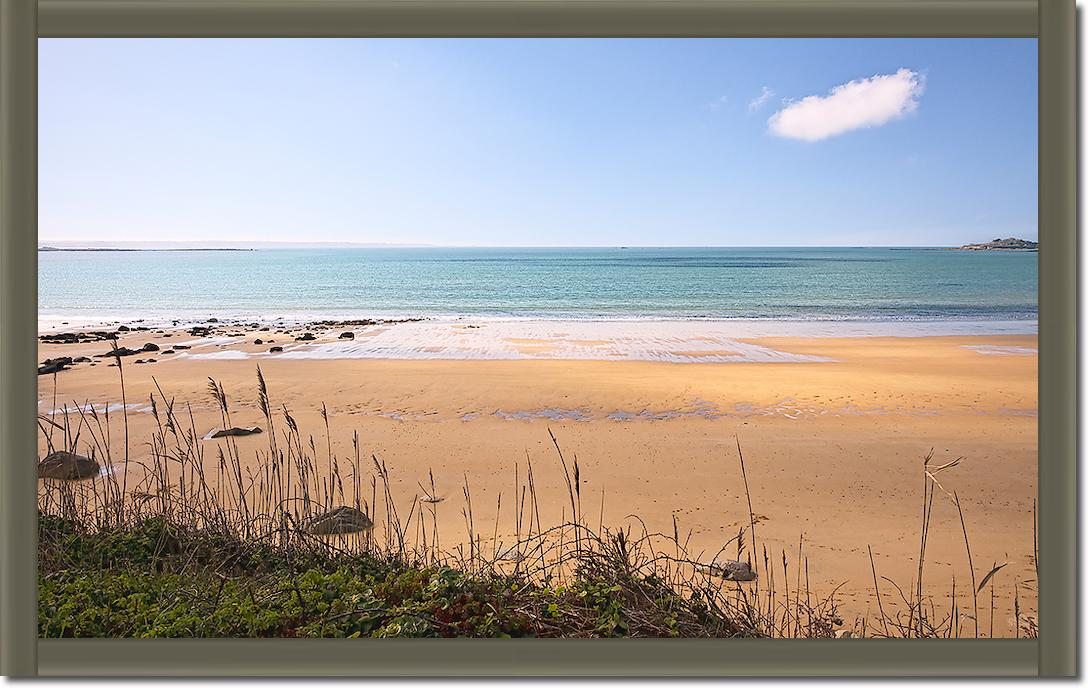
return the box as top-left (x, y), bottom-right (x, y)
top-left (962, 345), bottom-right (1037, 356)
top-left (268, 320), bottom-right (836, 363)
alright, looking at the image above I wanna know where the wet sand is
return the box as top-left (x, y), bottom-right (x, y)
top-left (36, 322), bottom-right (1038, 636)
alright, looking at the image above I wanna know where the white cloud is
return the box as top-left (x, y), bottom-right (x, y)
top-left (767, 68), bottom-right (924, 142)
top-left (748, 86), bottom-right (775, 111)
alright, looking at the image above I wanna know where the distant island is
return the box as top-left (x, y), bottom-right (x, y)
top-left (39, 246), bottom-right (255, 252)
top-left (957, 237), bottom-right (1038, 251)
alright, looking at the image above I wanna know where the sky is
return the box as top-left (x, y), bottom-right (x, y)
top-left (39, 38), bottom-right (1038, 247)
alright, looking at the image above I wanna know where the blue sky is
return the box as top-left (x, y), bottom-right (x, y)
top-left (39, 38), bottom-right (1037, 247)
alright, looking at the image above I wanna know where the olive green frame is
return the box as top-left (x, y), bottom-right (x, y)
top-left (1, 0), bottom-right (1075, 677)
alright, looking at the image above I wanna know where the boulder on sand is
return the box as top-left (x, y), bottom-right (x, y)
top-left (38, 357), bottom-right (73, 375)
top-left (38, 451), bottom-right (100, 480)
top-left (96, 347), bottom-right (140, 358)
top-left (705, 560), bottom-right (757, 582)
top-left (296, 332), bottom-right (316, 342)
top-left (269, 346), bottom-right (283, 353)
top-left (141, 342), bottom-right (160, 352)
top-left (339, 331), bottom-right (354, 340)
top-left (303, 506), bottom-right (374, 535)
top-left (207, 426), bottom-right (263, 439)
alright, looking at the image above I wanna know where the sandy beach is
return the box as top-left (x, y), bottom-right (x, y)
top-left (36, 319), bottom-right (1038, 635)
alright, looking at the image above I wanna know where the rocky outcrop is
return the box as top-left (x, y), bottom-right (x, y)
top-left (959, 237), bottom-right (1038, 251)
top-left (39, 331), bottom-right (117, 344)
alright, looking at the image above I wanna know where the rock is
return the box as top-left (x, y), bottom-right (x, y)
top-left (73, 356), bottom-right (91, 363)
top-left (117, 325), bottom-right (130, 332)
top-left (207, 317), bottom-right (219, 323)
top-left (706, 560), bottom-right (757, 582)
top-left (172, 344), bottom-right (191, 350)
top-left (160, 350), bottom-right (175, 355)
top-left (254, 338), bottom-right (263, 345)
top-left (339, 331), bottom-right (355, 340)
top-left (134, 359), bottom-right (146, 364)
top-left (39, 331), bottom-right (117, 344)
top-left (37, 451), bottom-right (100, 480)
top-left (38, 357), bottom-right (73, 375)
top-left (269, 346), bottom-right (283, 353)
top-left (303, 506), bottom-right (374, 535)
top-left (95, 347), bottom-right (140, 358)
top-left (296, 332), bottom-right (316, 341)
top-left (141, 342), bottom-right (160, 352)
top-left (207, 426), bottom-right (263, 439)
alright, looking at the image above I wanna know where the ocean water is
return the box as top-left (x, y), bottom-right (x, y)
top-left (38, 247), bottom-right (1037, 330)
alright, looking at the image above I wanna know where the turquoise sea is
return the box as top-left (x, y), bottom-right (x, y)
top-left (38, 247), bottom-right (1037, 329)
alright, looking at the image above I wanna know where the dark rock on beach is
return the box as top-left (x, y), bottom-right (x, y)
top-left (269, 346), bottom-right (283, 353)
top-left (39, 330), bottom-right (118, 345)
top-left (296, 332), bottom-right (316, 341)
top-left (207, 426), bottom-right (263, 439)
top-left (38, 357), bottom-right (73, 375)
top-left (141, 342), bottom-right (160, 352)
top-left (339, 332), bottom-right (354, 340)
top-left (303, 506), bottom-right (374, 535)
top-left (254, 338), bottom-right (263, 345)
top-left (96, 347), bottom-right (141, 358)
top-left (37, 451), bottom-right (101, 480)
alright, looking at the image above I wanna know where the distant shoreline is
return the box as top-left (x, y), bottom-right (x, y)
top-left (39, 246), bottom-right (256, 253)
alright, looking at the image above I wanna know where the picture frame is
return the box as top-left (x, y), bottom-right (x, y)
top-left (1, 0), bottom-right (1075, 677)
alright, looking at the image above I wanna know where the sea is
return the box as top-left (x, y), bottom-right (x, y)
top-left (39, 246), bottom-right (1037, 325)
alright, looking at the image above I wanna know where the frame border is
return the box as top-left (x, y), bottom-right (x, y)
top-left (38, 0), bottom-right (1039, 38)
top-left (3, 0), bottom-right (1075, 677)
top-left (0, 0), bottom-right (38, 678)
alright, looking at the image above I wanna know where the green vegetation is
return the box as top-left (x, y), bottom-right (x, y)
top-left (39, 514), bottom-right (754, 638)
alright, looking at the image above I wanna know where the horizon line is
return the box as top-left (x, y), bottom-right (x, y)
top-left (39, 240), bottom-right (1036, 250)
